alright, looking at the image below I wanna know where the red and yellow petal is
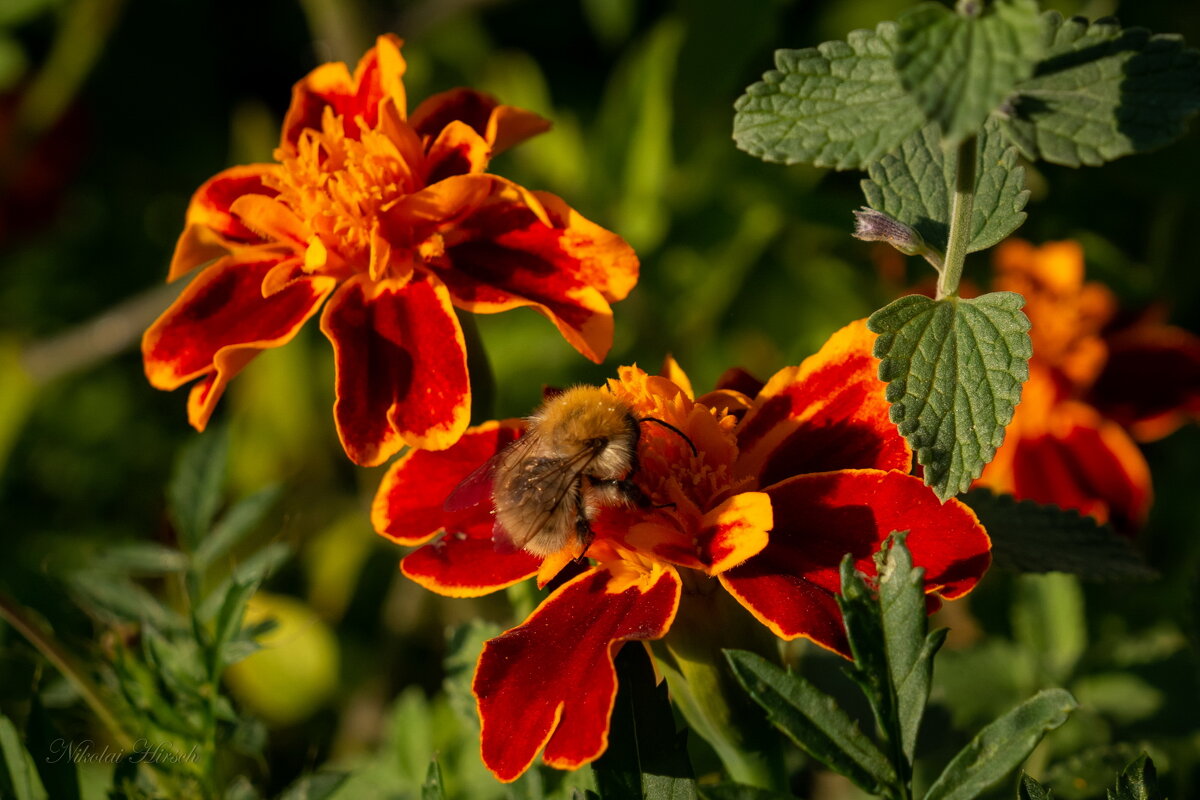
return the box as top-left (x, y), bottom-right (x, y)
top-left (169, 164), bottom-right (279, 280)
top-left (1089, 322), bottom-right (1200, 442)
top-left (736, 320), bottom-right (911, 486)
top-left (620, 492), bottom-right (772, 575)
top-left (401, 535), bottom-right (542, 598)
top-left (433, 188), bottom-right (637, 363)
top-left (281, 34), bottom-right (407, 149)
top-left (423, 120), bottom-right (493, 184)
top-left (372, 420), bottom-right (523, 545)
top-left (143, 255), bottom-right (335, 428)
top-left (410, 88), bottom-right (551, 156)
top-left (1008, 402), bottom-right (1152, 533)
top-left (321, 272), bottom-right (470, 466)
top-left (473, 564), bottom-right (681, 782)
top-left (721, 469), bottom-right (990, 656)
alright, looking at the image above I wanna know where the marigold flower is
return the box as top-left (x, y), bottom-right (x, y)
top-left (976, 239), bottom-right (1200, 531)
top-left (372, 320), bottom-right (991, 781)
top-left (142, 35), bottom-right (638, 465)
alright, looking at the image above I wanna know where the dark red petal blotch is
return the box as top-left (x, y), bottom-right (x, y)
top-left (321, 273), bottom-right (470, 466)
top-left (721, 469), bottom-right (990, 655)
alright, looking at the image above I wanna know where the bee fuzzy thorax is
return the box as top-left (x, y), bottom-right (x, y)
top-left (531, 387), bottom-right (639, 476)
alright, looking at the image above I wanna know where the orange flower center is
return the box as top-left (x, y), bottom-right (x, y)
top-left (607, 368), bottom-right (745, 519)
top-left (266, 106), bottom-right (418, 272)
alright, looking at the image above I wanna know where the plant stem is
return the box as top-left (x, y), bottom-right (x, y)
top-left (936, 135), bottom-right (978, 300)
top-left (0, 592), bottom-right (134, 752)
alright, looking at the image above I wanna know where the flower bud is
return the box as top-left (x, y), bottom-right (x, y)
top-left (852, 207), bottom-right (930, 257)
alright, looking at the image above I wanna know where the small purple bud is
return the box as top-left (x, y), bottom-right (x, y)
top-left (852, 208), bottom-right (928, 256)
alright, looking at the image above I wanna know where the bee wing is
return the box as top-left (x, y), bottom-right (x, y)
top-left (492, 445), bottom-right (603, 552)
top-left (443, 431), bottom-right (538, 512)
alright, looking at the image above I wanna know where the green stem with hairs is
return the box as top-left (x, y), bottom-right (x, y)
top-left (935, 135), bottom-right (978, 300)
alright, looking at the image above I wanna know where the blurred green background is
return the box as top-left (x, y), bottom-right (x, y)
top-left (2, 0), bottom-right (1200, 797)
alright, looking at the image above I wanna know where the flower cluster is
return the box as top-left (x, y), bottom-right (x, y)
top-left (975, 240), bottom-right (1200, 531)
top-left (142, 35), bottom-right (637, 465)
top-left (373, 321), bottom-right (992, 781)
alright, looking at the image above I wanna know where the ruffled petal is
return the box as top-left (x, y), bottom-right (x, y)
top-left (401, 535), bottom-right (542, 598)
top-left (621, 492), bottom-right (771, 575)
top-left (1008, 402), bottom-right (1152, 533)
top-left (423, 120), bottom-right (493, 183)
top-left (169, 164), bottom-right (279, 280)
top-left (736, 320), bottom-right (911, 485)
top-left (321, 272), bottom-right (471, 466)
top-left (1089, 322), bottom-right (1200, 442)
top-left (721, 469), bottom-right (990, 656)
top-left (143, 254), bottom-right (336, 429)
top-left (410, 88), bottom-right (551, 156)
top-left (372, 421), bottom-right (523, 545)
top-left (281, 34), bottom-right (407, 149)
top-left (474, 564), bottom-right (681, 782)
top-left (433, 187), bottom-right (638, 363)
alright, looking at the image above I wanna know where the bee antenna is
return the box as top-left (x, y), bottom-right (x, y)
top-left (636, 417), bottom-right (699, 457)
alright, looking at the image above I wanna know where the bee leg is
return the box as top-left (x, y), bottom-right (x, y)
top-left (573, 516), bottom-right (595, 563)
top-left (592, 478), bottom-right (652, 508)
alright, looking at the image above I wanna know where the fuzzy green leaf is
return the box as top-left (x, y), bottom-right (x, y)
top-left (925, 689), bottom-right (1077, 800)
top-left (895, 0), bottom-right (1045, 144)
top-left (861, 120), bottom-right (1029, 254)
top-left (725, 650), bottom-right (895, 794)
top-left (168, 427), bottom-right (229, 550)
top-left (1000, 13), bottom-right (1200, 166)
top-left (733, 22), bottom-right (924, 169)
top-left (877, 537), bottom-right (944, 762)
top-left (1107, 754), bottom-right (1161, 800)
top-left (868, 293), bottom-right (1032, 500)
top-left (962, 489), bottom-right (1157, 580)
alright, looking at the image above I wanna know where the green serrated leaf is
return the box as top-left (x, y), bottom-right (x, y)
top-left (877, 537), bottom-right (941, 763)
top-left (868, 293), bottom-right (1031, 500)
top-left (895, 0), bottom-right (1045, 144)
top-left (193, 484), bottom-right (282, 571)
top-left (1019, 773), bottom-right (1054, 800)
top-left (0, 714), bottom-right (48, 800)
top-left (1000, 12), bottom-right (1200, 166)
top-left (861, 119), bottom-right (1029, 253)
top-left (422, 759), bottom-right (446, 800)
top-left (594, 645), bottom-right (697, 800)
top-left (168, 428), bottom-right (230, 550)
top-left (733, 22), bottom-right (924, 170)
top-left (724, 650), bottom-right (895, 794)
top-left (1107, 753), bottom-right (1160, 800)
top-left (962, 489), bottom-right (1157, 580)
top-left (924, 689), bottom-right (1078, 800)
